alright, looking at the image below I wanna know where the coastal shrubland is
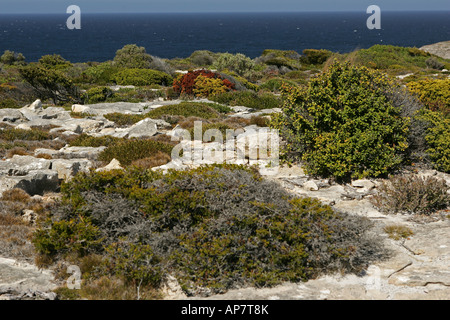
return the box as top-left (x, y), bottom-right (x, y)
top-left (33, 164), bottom-right (387, 298)
top-left (0, 43), bottom-right (449, 300)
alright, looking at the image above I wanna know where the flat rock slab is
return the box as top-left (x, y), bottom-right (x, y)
top-left (0, 257), bottom-right (57, 299)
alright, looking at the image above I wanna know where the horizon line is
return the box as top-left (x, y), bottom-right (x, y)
top-left (0, 9), bottom-right (448, 15)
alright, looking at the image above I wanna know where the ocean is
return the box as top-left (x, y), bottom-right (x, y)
top-left (0, 11), bottom-right (448, 63)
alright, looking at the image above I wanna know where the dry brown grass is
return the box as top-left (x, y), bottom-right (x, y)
top-left (5, 146), bottom-right (31, 158)
top-left (131, 151), bottom-right (171, 169)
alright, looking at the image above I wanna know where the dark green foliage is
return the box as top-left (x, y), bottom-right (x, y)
top-left (68, 133), bottom-right (122, 148)
top-left (0, 50), bottom-right (26, 66)
top-left (81, 62), bottom-right (120, 85)
top-left (418, 110), bottom-right (450, 173)
top-left (189, 50), bottom-right (216, 66)
top-left (352, 45), bottom-right (449, 72)
top-left (370, 174), bottom-right (450, 215)
top-left (34, 164), bottom-right (387, 296)
top-left (210, 90), bottom-right (281, 110)
top-left (113, 44), bottom-right (153, 69)
top-left (82, 86), bottom-right (114, 104)
top-left (38, 54), bottom-right (72, 70)
top-left (19, 63), bottom-right (81, 105)
top-left (301, 49), bottom-right (333, 65)
top-left (271, 61), bottom-right (410, 180)
top-left (0, 127), bottom-right (50, 141)
top-left (112, 68), bottom-right (173, 87)
top-left (102, 241), bottom-right (163, 288)
top-left (257, 50), bottom-right (302, 70)
top-left (103, 112), bottom-right (147, 126)
top-left (259, 78), bottom-right (297, 92)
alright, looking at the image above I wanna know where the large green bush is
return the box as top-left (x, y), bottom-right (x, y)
top-left (81, 62), bottom-right (120, 85)
top-left (19, 63), bottom-right (81, 105)
top-left (418, 110), bottom-right (450, 173)
top-left (0, 50), bottom-right (26, 66)
top-left (112, 68), bottom-right (173, 87)
top-left (33, 164), bottom-right (387, 297)
top-left (407, 79), bottom-right (450, 117)
top-left (271, 61), bottom-right (410, 180)
top-left (211, 52), bottom-right (256, 76)
top-left (113, 44), bottom-right (153, 69)
top-left (82, 86), bottom-right (114, 104)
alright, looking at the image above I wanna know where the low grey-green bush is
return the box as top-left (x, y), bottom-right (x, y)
top-left (34, 164), bottom-right (387, 297)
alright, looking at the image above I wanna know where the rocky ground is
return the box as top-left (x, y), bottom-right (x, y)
top-left (0, 98), bottom-right (449, 300)
top-left (420, 40), bottom-right (450, 60)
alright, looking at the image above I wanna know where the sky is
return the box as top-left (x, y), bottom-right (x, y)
top-left (1, 0), bottom-right (449, 14)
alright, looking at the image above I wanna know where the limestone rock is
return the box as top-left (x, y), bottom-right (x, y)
top-left (57, 146), bottom-right (106, 160)
top-left (51, 159), bottom-right (93, 180)
top-left (0, 170), bottom-right (59, 196)
top-left (420, 40), bottom-right (450, 59)
top-left (303, 180), bottom-right (319, 191)
top-left (351, 179), bottom-right (376, 193)
top-left (126, 118), bottom-right (158, 138)
top-left (8, 155), bottom-right (52, 171)
top-left (27, 99), bottom-right (43, 111)
top-left (0, 109), bottom-right (23, 122)
top-left (96, 158), bottom-right (123, 172)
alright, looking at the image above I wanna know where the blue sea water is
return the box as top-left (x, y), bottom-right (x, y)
top-left (0, 11), bottom-right (448, 63)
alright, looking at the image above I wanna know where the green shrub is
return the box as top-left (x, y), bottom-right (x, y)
top-left (19, 63), bottom-right (81, 105)
top-left (0, 50), bottom-right (26, 66)
top-left (0, 127), bottom-right (50, 141)
top-left (113, 44), bottom-right (153, 69)
top-left (270, 61), bottom-right (410, 180)
top-left (35, 164), bottom-right (387, 296)
top-left (189, 50), bottom-right (216, 66)
top-left (407, 79), bottom-right (450, 116)
top-left (418, 110), bottom-right (450, 173)
top-left (81, 62), bottom-right (120, 85)
top-left (210, 90), bottom-right (281, 110)
top-left (259, 78), bottom-right (296, 92)
top-left (211, 53), bottom-right (256, 76)
top-left (103, 113), bottom-right (146, 126)
top-left (98, 139), bottom-right (174, 165)
top-left (32, 217), bottom-right (101, 257)
top-left (0, 98), bottom-right (21, 109)
top-left (370, 174), bottom-right (450, 215)
top-left (102, 241), bottom-right (163, 288)
top-left (68, 133), bottom-right (122, 148)
top-left (301, 49), bottom-right (333, 65)
top-left (38, 54), bottom-right (72, 69)
top-left (257, 50), bottom-right (302, 70)
top-left (82, 86), bottom-right (114, 104)
top-left (112, 68), bottom-right (173, 86)
top-left (351, 45), bottom-right (448, 72)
